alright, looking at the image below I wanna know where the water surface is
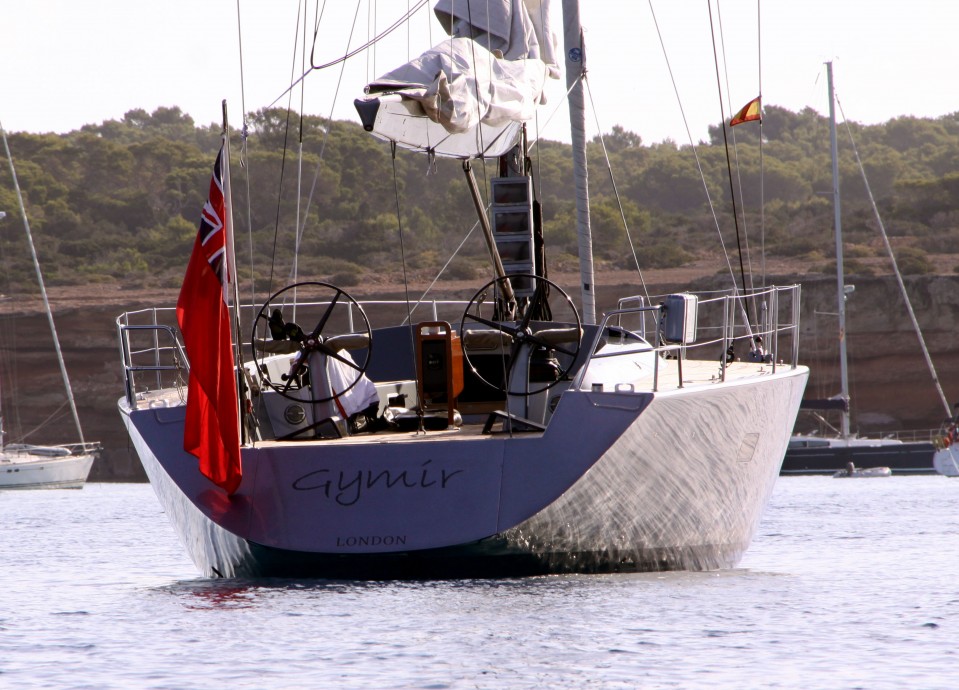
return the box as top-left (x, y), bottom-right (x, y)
top-left (1, 477), bottom-right (956, 688)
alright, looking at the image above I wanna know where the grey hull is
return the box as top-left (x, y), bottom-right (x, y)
top-left (121, 365), bottom-right (807, 579)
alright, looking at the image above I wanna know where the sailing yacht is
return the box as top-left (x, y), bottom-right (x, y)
top-left (0, 123), bottom-right (99, 489)
top-left (116, 1), bottom-right (808, 578)
top-left (780, 62), bottom-right (936, 476)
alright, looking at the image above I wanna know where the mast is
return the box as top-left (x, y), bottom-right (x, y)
top-left (827, 62), bottom-right (851, 439)
top-left (0, 119), bottom-right (86, 444)
top-left (221, 101), bottom-right (246, 445)
top-left (561, 0), bottom-right (595, 325)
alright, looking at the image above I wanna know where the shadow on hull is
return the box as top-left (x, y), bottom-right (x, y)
top-left (237, 539), bottom-right (746, 580)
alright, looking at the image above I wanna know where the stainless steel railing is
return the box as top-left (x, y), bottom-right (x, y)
top-left (117, 285), bottom-right (802, 409)
top-left (581, 284), bottom-right (802, 392)
top-left (116, 299), bottom-right (472, 409)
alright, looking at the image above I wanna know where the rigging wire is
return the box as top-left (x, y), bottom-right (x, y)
top-left (409, 73), bottom-right (582, 311)
top-left (311, 0), bottom-right (429, 70)
top-left (268, 0), bottom-right (430, 108)
top-left (583, 77), bottom-right (650, 305)
top-left (293, 0), bottom-right (309, 289)
top-left (707, 0), bottom-right (752, 326)
top-left (647, 1), bottom-right (752, 337)
top-left (715, 0), bottom-right (755, 295)
top-left (836, 94), bottom-right (952, 419)
top-left (389, 142), bottom-right (418, 364)
top-left (464, 0), bottom-right (491, 276)
top-left (292, 1), bottom-right (356, 286)
top-left (235, 0), bottom-right (258, 315)
top-left (481, 0), bottom-right (513, 416)
top-left (267, 0), bottom-right (359, 307)
top-left (286, 0), bottom-right (477, 326)
top-left (265, 1), bottom-right (308, 299)
top-left (9, 402), bottom-right (73, 445)
top-left (526, 75), bottom-right (583, 151)
top-left (402, 219), bottom-right (483, 326)
top-left (757, 0), bottom-right (765, 286)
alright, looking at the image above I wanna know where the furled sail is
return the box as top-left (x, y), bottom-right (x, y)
top-left (354, 0), bottom-right (558, 159)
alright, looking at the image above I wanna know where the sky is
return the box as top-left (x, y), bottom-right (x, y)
top-left (2, 1), bottom-right (958, 146)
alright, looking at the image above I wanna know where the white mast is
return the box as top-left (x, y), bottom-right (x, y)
top-left (0, 119), bottom-right (86, 444)
top-left (827, 62), bottom-right (851, 439)
top-left (561, 0), bottom-right (595, 325)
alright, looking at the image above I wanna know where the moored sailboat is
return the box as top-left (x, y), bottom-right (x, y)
top-left (117, 0), bottom-right (808, 578)
top-left (0, 121), bottom-right (99, 490)
top-left (781, 62), bottom-right (936, 476)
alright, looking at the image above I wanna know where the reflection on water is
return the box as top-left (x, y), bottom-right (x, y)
top-left (1, 479), bottom-right (957, 689)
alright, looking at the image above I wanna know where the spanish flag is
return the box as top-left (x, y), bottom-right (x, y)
top-left (730, 96), bottom-right (761, 126)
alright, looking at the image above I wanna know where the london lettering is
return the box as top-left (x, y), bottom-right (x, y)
top-left (335, 535), bottom-right (407, 547)
top-left (291, 459), bottom-right (464, 506)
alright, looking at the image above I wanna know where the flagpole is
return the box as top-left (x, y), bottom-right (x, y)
top-left (221, 100), bottom-right (247, 445)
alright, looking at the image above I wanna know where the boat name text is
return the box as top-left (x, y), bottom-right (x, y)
top-left (292, 460), bottom-right (464, 506)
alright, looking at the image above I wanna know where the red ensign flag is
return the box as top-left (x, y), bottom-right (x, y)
top-left (176, 145), bottom-right (242, 494)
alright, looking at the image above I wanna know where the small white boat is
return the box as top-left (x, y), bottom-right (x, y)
top-left (832, 463), bottom-right (892, 479)
top-left (1, 445), bottom-right (96, 490)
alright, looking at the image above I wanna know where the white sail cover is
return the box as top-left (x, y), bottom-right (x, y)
top-left (434, 0), bottom-right (559, 71)
top-left (364, 0), bottom-right (558, 135)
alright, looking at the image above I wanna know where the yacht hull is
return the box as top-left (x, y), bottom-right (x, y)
top-left (120, 365), bottom-right (807, 578)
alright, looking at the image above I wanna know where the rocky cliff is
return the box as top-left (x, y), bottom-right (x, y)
top-left (2, 274), bottom-right (956, 482)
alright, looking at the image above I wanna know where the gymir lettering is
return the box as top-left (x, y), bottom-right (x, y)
top-left (292, 459), bottom-right (464, 506)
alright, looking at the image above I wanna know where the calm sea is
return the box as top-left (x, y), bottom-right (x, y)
top-left (1, 477), bottom-right (956, 689)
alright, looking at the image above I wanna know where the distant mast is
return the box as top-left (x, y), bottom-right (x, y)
top-left (561, 0), bottom-right (595, 325)
top-left (0, 118), bottom-right (86, 444)
top-left (826, 61), bottom-right (851, 439)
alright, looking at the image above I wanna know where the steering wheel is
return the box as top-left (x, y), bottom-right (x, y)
top-left (251, 281), bottom-right (372, 404)
top-left (459, 274), bottom-right (582, 396)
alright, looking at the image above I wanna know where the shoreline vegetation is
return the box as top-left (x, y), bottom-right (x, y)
top-left (1, 105), bottom-right (958, 297)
